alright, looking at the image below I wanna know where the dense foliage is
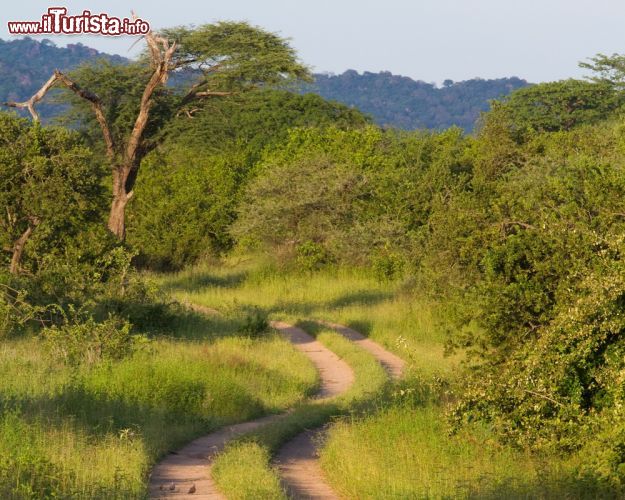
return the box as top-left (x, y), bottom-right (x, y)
top-left (127, 90), bottom-right (369, 269)
top-left (497, 79), bottom-right (625, 134)
top-left (0, 114), bottom-right (105, 274)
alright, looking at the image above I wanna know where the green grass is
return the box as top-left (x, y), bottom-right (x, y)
top-left (211, 443), bottom-right (285, 500)
top-left (158, 257), bottom-right (459, 376)
top-left (0, 310), bottom-right (317, 499)
top-left (321, 403), bottom-right (535, 498)
top-left (319, 401), bottom-right (620, 499)
top-left (211, 325), bottom-right (389, 499)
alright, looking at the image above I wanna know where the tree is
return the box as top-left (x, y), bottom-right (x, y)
top-left (0, 113), bottom-right (102, 274)
top-left (127, 89), bottom-right (369, 269)
top-left (498, 79), bottom-right (624, 134)
top-left (580, 53), bottom-right (625, 89)
top-left (3, 18), bottom-right (309, 240)
top-left (232, 126), bottom-right (469, 268)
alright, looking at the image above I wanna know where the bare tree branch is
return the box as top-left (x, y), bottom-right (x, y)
top-left (123, 20), bottom-right (176, 175)
top-left (53, 71), bottom-right (115, 161)
top-left (3, 70), bottom-right (115, 161)
top-left (4, 73), bottom-right (58, 121)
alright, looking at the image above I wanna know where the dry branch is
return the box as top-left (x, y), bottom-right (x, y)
top-left (3, 70), bottom-right (115, 161)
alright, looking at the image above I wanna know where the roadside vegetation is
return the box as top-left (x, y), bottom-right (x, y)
top-left (0, 307), bottom-right (318, 498)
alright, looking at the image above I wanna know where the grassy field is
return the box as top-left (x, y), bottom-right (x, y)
top-left (160, 258), bottom-right (619, 499)
top-left (319, 401), bottom-right (619, 499)
top-left (159, 257), bottom-right (455, 376)
top-left (0, 309), bottom-right (317, 498)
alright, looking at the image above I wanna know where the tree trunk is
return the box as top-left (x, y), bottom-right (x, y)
top-left (107, 166), bottom-right (136, 241)
top-left (10, 223), bottom-right (36, 275)
top-left (107, 195), bottom-right (127, 241)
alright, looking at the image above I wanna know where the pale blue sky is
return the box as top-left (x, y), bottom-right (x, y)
top-left (2, 0), bottom-right (624, 84)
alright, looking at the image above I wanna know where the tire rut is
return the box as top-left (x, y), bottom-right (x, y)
top-left (273, 321), bottom-right (405, 500)
top-left (147, 320), bottom-right (354, 499)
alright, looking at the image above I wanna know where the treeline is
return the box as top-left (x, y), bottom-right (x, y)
top-left (301, 70), bottom-right (529, 131)
top-left (0, 38), bottom-right (528, 131)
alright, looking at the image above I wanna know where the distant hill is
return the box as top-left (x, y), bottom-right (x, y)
top-left (302, 70), bottom-right (530, 131)
top-left (0, 37), bottom-right (529, 131)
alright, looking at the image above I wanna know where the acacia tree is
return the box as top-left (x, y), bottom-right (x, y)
top-left (580, 52), bottom-right (625, 89)
top-left (4, 19), bottom-right (309, 240)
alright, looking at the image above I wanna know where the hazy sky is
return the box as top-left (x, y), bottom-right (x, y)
top-left (2, 0), bottom-right (625, 84)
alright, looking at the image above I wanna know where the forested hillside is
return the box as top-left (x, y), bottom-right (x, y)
top-left (302, 70), bottom-right (529, 131)
top-left (0, 37), bottom-right (527, 130)
top-left (0, 37), bottom-right (126, 118)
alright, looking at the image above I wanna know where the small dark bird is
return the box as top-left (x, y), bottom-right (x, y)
top-left (168, 482), bottom-right (176, 491)
top-left (159, 483), bottom-right (165, 491)
top-left (188, 483), bottom-right (196, 494)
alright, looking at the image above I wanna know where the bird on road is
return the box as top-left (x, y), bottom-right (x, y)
top-left (188, 483), bottom-right (196, 494)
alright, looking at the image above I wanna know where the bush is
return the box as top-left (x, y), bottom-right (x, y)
top-left (371, 252), bottom-right (405, 281)
top-left (0, 284), bottom-right (45, 339)
top-left (237, 307), bottom-right (270, 338)
top-left (296, 241), bottom-right (331, 271)
top-left (43, 313), bottom-right (147, 366)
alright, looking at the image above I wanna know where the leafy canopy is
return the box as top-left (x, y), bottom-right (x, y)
top-left (0, 112), bottom-right (104, 272)
top-left (60, 21), bottom-right (310, 158)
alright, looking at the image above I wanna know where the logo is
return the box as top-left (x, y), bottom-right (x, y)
top-left (7, 7), bottom-right (150, 36)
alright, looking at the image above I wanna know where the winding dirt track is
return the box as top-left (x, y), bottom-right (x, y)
top-left (148, 321), bottom-right (354, 499)
top-left (273, 321), bottom-right (405, 499)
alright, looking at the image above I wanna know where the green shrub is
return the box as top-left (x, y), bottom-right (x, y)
top-left (237, 307), bottom-right (270, 338)
top-left (371, 252), bottom-right (405, 281)
top-left (296, 241), bottom-right (330, 271)
top-left (42, 314), bottom-right (146, 366)
top-left (0, 285), bottom-right (45, 339)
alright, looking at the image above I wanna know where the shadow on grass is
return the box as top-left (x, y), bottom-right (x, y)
top-left (163, 270), bottom-right (248, 293)
top-left (266, 290), bottom-right (393, 318)
top-left (326, 290), bottom-right (392, 309)
top-left (343, 319), bottom-right (373, 336)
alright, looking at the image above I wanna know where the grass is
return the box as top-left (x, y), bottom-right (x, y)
top-left (211, 324), bottom-right (389, 499)
top-left (319, 401), bottom-right (621, 499)
top-left (158, 257), bottom-right (459, 376)
top-left (210, 442), bottom-right (284, 500)
top-left (321, 403), bottom-right (535, 498)
top-left (0, 309), bottom-right (317, 499)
